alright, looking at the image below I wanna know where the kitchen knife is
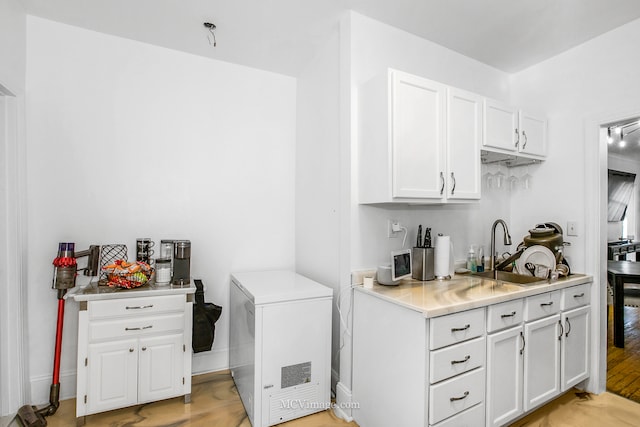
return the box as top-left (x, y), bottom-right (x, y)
top-left (416, 225), bottom-right (422, 248)
top-left (424, 227), bottom-right (432, 248)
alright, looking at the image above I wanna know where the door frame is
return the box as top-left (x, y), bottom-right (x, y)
top-left (584, 108), bottom-right (640, 394)
top-left (0, 81), bottom-right (28, 415)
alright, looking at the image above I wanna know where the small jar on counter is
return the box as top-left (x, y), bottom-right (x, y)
top-left (155, 258), bottom-right (172, 286)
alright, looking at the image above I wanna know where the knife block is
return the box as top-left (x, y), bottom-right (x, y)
top-left (412, 247), bottom-right (435, 281)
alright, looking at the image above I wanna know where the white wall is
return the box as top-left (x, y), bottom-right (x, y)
top-left (295, 28), bottom-right (342, 387)
top-left (510, 17), bottom-right (640, 274)
top-left (348, 12), bottom-right (513, 271)
top-left (0, 0), bottom-right (25, 92)
top-left (25, 16), bottom-right (297, 404)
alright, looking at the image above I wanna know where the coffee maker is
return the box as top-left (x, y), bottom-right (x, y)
top-left (173, 240), bottom-right (191, 285)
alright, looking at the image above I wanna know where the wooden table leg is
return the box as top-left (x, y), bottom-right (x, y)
top-left (614, 276), bottom-right (625, 348)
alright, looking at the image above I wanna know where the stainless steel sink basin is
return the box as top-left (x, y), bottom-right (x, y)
top-left (470, 270), bottom-right (547, 285)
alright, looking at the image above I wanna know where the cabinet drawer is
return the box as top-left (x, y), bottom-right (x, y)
top-left (524, 291), bottom-right (560, 322)
top-left (89, 295), bottom-right (185, 319)
top-left (429, 368), bottom-right (485, 425)
top-left (430, 308), bottom-right (485, 350)
top-left (487, 299), bottom-right (524, 333)
top-left (430, 336), bottom-right (485, 384)
top-left (561, 283), bottom-right (590, 310)
top-left (89, 313), bottom-right (185, 341)
top-left (431, 402), bottom-right (484, 427)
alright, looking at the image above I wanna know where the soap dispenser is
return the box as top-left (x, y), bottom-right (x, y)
top-left (466, 245), bottom-right (477, 272)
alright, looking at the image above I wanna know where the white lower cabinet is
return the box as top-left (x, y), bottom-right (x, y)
top-left (75, 292), bottom-right (193, 420)
top-left (353, 282), bottom-right (591, 427)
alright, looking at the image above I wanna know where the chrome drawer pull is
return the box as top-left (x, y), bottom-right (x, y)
top-left (501, 311), bottom-right (516, 318)
top-left (451, 355), bottom-right (470, 365)
top-left (450, 391), bottom-right (469, 402)
top-left (573, 293), bottom-right (585, 298)
top-left (540, 302), bottom-right (554, 307)
top-left (126, 304), bottom-right (154, 310)
top-left (125, 325), bottom-right (153, 331)
top-left (451, 324), bottom-right (470, 332)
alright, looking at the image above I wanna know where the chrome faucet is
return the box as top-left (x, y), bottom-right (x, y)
top-left (490, 219), bottom-right (512, 279)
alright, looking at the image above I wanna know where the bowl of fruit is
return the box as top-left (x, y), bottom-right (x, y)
top-left (102, 259), bottom-right (153, 289)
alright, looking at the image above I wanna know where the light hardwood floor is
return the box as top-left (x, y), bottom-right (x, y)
top-left (4, 370), bottom-right (640, 426)
top-left (607, 305), bottom-right (640, 402)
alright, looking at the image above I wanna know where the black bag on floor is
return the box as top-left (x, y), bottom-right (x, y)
top-left (192, 279), bottom-right (222, 353)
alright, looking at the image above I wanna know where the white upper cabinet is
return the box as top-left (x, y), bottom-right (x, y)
top-left (391, 71), bottom-right (447, 200)
top-left (446, 87), bottom-right (482, 200)
top-left (359, 69), bottom-right (481, 204)
top-left (484, 98), bottom-right (547, 158)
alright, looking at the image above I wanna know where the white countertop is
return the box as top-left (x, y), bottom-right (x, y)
top-left (68, 280), bottom-right (196, 301)
top-left (355, 273), bottom-right (592, 318)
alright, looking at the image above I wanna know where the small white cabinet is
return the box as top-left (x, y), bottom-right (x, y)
top-left (359, 69), bottom-right (481, 204)
top-left (523, 313), bottom-right (561, 411)
top-left (73, 288), bottom-right (194, 420)
top-left (483, 98), bottom-right (547, 158)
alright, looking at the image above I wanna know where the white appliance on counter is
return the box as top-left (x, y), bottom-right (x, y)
top-left (229, 271), bottom-right (333, 427)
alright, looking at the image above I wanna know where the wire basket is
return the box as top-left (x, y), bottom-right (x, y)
top-left (99, 244), bottom-right (128, 281)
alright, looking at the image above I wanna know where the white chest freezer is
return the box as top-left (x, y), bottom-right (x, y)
top-left (229, 271), bottom-right (333, 427)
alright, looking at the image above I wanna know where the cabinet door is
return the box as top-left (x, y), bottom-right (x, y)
top-left (484, 98), bottom-right (518, 152)
top-left (391, 71), bottom-right (446, 200)
top-left (87, 339), bottom-right (138, 414)
top-left (138, 333), bottom-right (184, 403)
top-left (486, 326), bottom-right (523, 427)
top-left (561, 305), bottom-right (590, 391)
top-left (446, 88), bottom-right (482, 200)
top-left (523, 314), bottom-right (561, 411)
top-left (519, 111), bottom-right (547, 157)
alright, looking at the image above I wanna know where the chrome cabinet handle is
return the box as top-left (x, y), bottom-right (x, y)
top-left (126, 304), bottom-right (153, 310)
top-left (520, 331), bottom-right (525, 355)
top-left (540, 301), bottom-right (554, 307)
top-left (515, 128), bottom-right (520, 148)
top-left (142, 347), bottom-right (147, 351)
top-left (565, 318), bottom-right (572, 337)
top-left (129, 348), bottom-right (134, 352)
top-left (451, 324), bottom-right (470, 332)
top-left (573, 293), bottom-right (585, 298)
top-left (450, 172), bottom-right (456, 195)
top-left (125, 325), bottom-right (153, 331)
top-left (440, 172), bottom-right (445, 195)
top-left (450, 391), bottom-right (469, 402)
top-left (522, 130), bottom-right (528, 149)
top-left (501, 311), bottom-right (516, 318)
top-left (451, 355), bottom-right (470, 365)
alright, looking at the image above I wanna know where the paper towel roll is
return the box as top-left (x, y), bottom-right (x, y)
top-left (435, 235), bottom-right (451, 279)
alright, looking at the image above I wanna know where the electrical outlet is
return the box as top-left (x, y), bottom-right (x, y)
top-left (567, 221), bottom-right (578, 236)
top-left (387, 219), bottom-right (400, 238)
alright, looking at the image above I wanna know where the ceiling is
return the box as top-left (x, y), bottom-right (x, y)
top-left (24, 0), bottom-right (640, 77)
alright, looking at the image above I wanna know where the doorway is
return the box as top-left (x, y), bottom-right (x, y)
top-left (0, 84), bottom-right (28, 416)
top-left (604, 118), bottom-right (640, 403)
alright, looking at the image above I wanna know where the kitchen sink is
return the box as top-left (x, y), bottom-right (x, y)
top-left (470, 270), bottom-right (548, 285)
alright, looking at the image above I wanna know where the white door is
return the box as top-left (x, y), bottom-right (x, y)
top-left (447, 87), bottom-right (482, 200)
top-left (138, 333), bottom-right (184, 403)
top-left (519, 111), bottom-right (547, 157)
top-left (561, 306), bottom-right (590, 391)
top-left (484, 98), bottom-right (518, 152)
top-left (523, 314), bottom-right (561, 411)
top-left (486, 326), bottom-right (523, 427)
top-left (391, 71), bottom-right (446, 200)
top-left (88, 339), bottom-right (138, 414)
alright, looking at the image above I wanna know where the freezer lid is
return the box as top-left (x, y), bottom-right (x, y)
top-left (231, 271), bottom-right (333, 304)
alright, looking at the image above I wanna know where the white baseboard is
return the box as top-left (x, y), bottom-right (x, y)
top-left (191, 346), bottom-right (229, 375)
top-left (30, 370), bottom-right (76, 406)
top-left (333, 381), bottom-right (354, 421)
